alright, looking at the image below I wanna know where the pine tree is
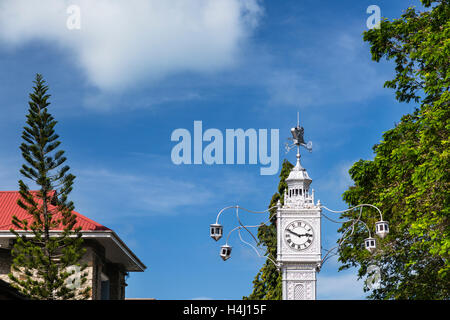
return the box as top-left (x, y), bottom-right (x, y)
top-left (244, 160), bottom-right (293, 300)
top-left (8, 74), bottom-right (90, 300)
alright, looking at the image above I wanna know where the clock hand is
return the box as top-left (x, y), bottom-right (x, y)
top-left (297, 233), bottom-right (313, 237)
top-left (287, 230), bottom-right (313, 238)
top-left (286, 229), bottom-right (303, 238)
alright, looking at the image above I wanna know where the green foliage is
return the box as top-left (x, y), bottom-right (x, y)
top-left (244, 160), bottom-right (293, 300)
top-left (339, 0), bottom-right (449, 299)
top-left (8, 74), bottom-right (91, 300)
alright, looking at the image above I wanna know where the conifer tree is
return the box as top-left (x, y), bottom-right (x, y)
top-left (8, 74), bottom-right (90, 300)
top-left (244, 160), bottom-right (293, 300)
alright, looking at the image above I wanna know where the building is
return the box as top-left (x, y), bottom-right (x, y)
top-left (276, 122), bottom-right (321, 300)
top-left (0, 191), bottom-right (146, 300)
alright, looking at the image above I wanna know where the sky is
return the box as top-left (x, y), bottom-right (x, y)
top-left (0, 0), bottom-right (424, 299)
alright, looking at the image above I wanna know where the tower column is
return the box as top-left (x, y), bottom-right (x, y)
top-left (278, 118), bottom-right (321, 300)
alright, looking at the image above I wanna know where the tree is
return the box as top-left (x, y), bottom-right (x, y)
top-left (8, 74), bottom-right (90, 300)
top-left (338, 0), bottom-right (449, 299)
top-left (244, 160), bottom-right (293, 300)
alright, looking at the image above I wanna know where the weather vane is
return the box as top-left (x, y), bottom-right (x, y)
top-left (285, 112), bottom-right (312, 154)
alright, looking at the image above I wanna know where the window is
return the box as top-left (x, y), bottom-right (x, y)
top-left (100, 273), bottom-right (110, 300)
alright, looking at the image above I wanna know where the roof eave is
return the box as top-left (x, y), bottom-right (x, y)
top-left (0, 230), bottom-right (146, 272)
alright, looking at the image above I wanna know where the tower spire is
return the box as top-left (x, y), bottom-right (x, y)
top-left (277, 112), bottom-right (322, 300)
top-left (284, 113), bottom-right (313, 208)
top-left (296, 145), bottom-right (302, 169)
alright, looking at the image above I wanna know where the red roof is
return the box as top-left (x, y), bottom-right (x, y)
top-left (0, 191), bottom-right (110, 231)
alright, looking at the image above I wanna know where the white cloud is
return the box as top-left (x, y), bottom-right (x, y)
top-left (0, 0), bottom-right (263, 90)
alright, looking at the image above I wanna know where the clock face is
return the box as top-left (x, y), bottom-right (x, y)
top-left (284, 220), bottom-right (314, 250)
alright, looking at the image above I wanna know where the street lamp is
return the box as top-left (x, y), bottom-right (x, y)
top-left (375, 221), bottom-right (389, 239)
top-left (210, 223), bottom-right (223, 241)
top-left (220, 244), bottom-right (232, 261)
top-left (364, 237), bottom-right (377, 253)
top-left (320, 203), bottom-right (389, 265)
top-left (210, 204), bottom-right (280, 267)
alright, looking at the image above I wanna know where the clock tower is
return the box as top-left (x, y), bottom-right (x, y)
top-left (277, 122), bottom-right (321, 300)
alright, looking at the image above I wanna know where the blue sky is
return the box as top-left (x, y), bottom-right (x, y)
top-left (0, 0), bottom-right (423, 299)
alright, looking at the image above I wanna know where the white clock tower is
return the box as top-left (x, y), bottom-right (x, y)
top-left (277, 123), bottom-right (321, 300)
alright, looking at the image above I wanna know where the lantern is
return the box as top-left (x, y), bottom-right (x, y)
top-left (210, 223), bottom-right (223, 241)
top-left (220, 245), bottom-right (232, 261)
top-left (375, 221), bottom-right (389, 239)
top-left (364, 237), bottom-right (376, 253)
